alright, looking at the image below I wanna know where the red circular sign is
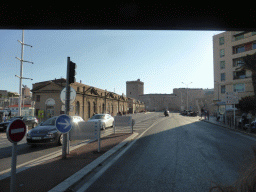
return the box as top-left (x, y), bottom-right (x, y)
top-left (6, 119), bottom-right (27, 143)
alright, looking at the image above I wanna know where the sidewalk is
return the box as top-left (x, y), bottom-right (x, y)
top-left (201, 116), bottom-right (256, 138)
top-left (0, 132), bottom-right (137, 192)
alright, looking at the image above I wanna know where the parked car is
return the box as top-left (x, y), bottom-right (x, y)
top-left (23, 116), bottom-right (38, 128)
top-left (26, 116), bottom-right (84, 146)
top-left (0, 116), bottom-right (39, 132)
top-left (87, 114), bottom-right (114, 130)
top-left (0, 116), bottom-right (23, 132)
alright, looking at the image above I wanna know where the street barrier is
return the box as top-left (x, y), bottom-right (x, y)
top-left (69, 121), bottom-right (101, 152)
top-left (114, 116), bottom-right (133, 134)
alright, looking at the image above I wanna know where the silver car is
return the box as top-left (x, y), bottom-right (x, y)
top-left (87, 114), bottom-right (114, 130)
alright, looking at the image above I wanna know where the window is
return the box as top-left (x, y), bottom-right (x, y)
top-left (36, 95), bottom-right (40, 102)
top-left (221, 73), bottom-right (225, 81)
top-left (234, 46), bottom-right (245, 54)
top-left (76, 101), bottom-right (80, 115)
top-left (220, 49), bottom-right (225, 57)
top-left (235, 34), bottom-right (244, 41)
top-left (233, 58), bottom-right (244, 67)
top-left (93, 102), bottom-right (96, 113)
top-left (220, 61), bottom-right (225, 69)
top-left (253, 43), bottom-right (256, 50)
top-left (88, 102), bottom-right (90, 118)
top-left (219, 37), bottom-right (224, 45)
top-left (233, 70), bottom-right (246, 80)
top-left (233, 83), bottom-right (245, 92)
top-left (221, 85), bottom-right (226, 94)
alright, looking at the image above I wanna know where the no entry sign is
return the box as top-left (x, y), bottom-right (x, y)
top-left (6, 119), bottom-right (27, 143)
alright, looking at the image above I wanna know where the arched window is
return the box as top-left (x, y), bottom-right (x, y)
top-left (76, 101), bottom-right (80, 116)
top-left (93, 102), bottom-right (96, 113)
top-left (88, 102), bottom-right (91, 118)
top-left (108, 103), bottom-right (110, 114)
top-left (102, 103), bottom-right (105, 113)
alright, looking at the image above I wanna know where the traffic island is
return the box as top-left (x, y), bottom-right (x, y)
top-left (0, 133), bottom-right (136, 192)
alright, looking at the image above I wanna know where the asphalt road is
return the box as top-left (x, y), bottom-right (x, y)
top-left (84, 113), bottom-right (256, 192)
top-left (0, 112), bottom-right (160, 174)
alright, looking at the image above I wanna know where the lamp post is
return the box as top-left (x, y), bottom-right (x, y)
top-left (182, 82), bottom-right (193, 111)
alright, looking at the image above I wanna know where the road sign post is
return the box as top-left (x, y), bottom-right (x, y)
top-left (6, 119), bottom-right (27, 192)
top-left (225, 92), bottom-right (239, 127)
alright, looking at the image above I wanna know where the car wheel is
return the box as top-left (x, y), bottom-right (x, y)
top-left (58, 134), bottom-right (63, 146)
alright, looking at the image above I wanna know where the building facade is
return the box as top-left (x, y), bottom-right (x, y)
top-left (31, 79), bottom-right (129, 121)
top-left (126, 79), bottom-right (144, 100)
top-left (126, 79), bottom-right (213, 113)
top-left (139, 94), bottom-right (178, 111)
top-left (213, 31), bottom-right (256, 112)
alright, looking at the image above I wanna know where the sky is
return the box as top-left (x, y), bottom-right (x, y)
top-left (0, 30), bottom-right (224, 96)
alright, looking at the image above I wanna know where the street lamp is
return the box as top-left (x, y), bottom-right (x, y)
top-left (182, 82), bottom-right (193, 111)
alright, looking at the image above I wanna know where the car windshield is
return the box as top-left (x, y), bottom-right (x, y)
top-left (90, 115), bottom-right (105, 120)
top-left (42, 117), bottom-right (56, 126)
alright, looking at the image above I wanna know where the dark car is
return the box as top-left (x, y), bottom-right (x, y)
top-left (0, 116), bottom-right (23, 132)
top-left (26, 116), bottom-right (84, 146)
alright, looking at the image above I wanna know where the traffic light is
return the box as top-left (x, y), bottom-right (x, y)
top-left (69, 61), bottom-right (77, 84)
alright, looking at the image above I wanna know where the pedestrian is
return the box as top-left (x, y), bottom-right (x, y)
top-left (201, 108), bottom-right (204, 120)
top-left (204, 111), bottom-right (207, 119)
top-left (3, 115), bottom-right (7, 122)
top-left (207, 111), bottom-right (209, 120)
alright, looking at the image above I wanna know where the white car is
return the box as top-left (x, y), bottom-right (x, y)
top-left (87, 114), bottom-right (114, 130)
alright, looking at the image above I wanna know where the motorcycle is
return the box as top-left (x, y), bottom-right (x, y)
top-left (164, 110), bottom-right (169, 117)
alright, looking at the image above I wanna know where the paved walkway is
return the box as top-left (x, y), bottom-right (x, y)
top-left (202, 115), bottom-right (256, 138)
top-left (0, 133), bottom-right (135, 192)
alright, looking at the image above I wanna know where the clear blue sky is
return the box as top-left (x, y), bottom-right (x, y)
top-left (0, 30), bottom-right (223, 95)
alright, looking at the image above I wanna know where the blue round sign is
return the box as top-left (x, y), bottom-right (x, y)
top-left (55, 115), bottom-right (72, 133)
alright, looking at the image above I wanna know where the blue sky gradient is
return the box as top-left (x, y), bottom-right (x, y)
top-left (0, 30), bottom-right (223, 95)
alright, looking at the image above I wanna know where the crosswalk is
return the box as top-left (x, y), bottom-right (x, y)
top-left (0, 132), bottom-right (27, 148)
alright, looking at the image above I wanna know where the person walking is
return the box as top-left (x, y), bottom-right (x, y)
top-left (200, 108), bottom-right (204, 120)
top-left (207, 110), bottom-right (210, 120)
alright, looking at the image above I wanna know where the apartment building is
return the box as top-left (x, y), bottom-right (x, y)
top-left (213, 31), bottom-right (256, 112)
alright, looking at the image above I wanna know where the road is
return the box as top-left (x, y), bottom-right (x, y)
top-left (0, 112), bottom-right (161, 175)
top-left (82, 113), bottom-right (256, 192)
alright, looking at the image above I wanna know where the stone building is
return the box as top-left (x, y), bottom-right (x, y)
top-left (173, 88), bottom-right (205, 112)
top-left (31, 78), bottom-right (129, 121)
top-left (127, 98), bottom-right (145, 114)
top-left (126, 79), bottom-right (214, 113)
top-left (126, 79), bottom-right (144, 100)
top-left (139, 94), bottom-right (178, 111)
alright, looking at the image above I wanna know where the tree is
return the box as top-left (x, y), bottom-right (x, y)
top-left (236, 52), bottom-right (256, 97)
top-left (236, 96), bottom-right (256, 114)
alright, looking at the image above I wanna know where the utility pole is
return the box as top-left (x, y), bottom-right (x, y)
top-left (62, 57), bottom-right (76, 159)
top-left (15, 30), bottom-right (33, 116)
